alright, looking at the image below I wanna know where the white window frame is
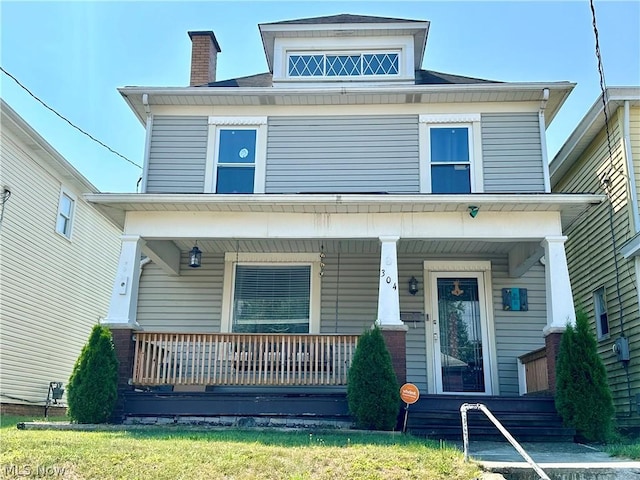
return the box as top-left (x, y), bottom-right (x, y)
top-left (205, 116), bottom-right (267, 194)
top-left (286, 51), bottom-right (401, 79)
top-left (55, 187), bottom-right (76, 240)
top-left (593, 286), bottom-right (609, 340)
top-left (220, 253), bottom-right (322, 333)
top-left (272, 36), bottom-right (415, 84)
top-left (419, 114), bottom-right (483, 194)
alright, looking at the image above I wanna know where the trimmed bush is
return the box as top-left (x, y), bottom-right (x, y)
top-left (555, 309), bottom-right (615, 442)
top-left (347, 326), bottom-right (400, 430)
top-left (67, 325), bottom-right (119, 423)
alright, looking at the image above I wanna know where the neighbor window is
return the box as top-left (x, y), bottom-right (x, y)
top-left (55, 189), bottom-right (75, 239)
top-left (594, 286), bottom-right (609, 339)
top-left (232, 265), bottom-right (311, 333)
top-left (288, 52), bottom-right (399, 78)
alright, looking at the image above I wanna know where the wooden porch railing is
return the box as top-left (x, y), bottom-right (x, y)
top-left (132, 333), bottom-right (359, 387)
top-left (519, 347), bottom-right (548, 394)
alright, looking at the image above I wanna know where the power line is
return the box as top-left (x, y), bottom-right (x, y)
top-left (1, 66), bottom-right (142, 169)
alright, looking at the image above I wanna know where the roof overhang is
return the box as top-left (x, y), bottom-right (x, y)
top-left (119, 82), bottom-right (574, 127)
top-left (550, 87), bottom-right (640, 188)
top-left (258, 20), bottom-right (430, 73)
top-left (85, 192), bottom-right (603, 231)
top-left (0, 100), bottom-right (99, 194)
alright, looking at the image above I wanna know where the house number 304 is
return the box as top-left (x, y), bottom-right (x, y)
top-left (380, 269), bottom-right (397, 290)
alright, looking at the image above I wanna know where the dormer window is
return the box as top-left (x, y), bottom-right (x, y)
top-left (288, 52), bottom-right (400, 78)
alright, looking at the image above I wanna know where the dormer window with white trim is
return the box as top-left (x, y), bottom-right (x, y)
top-left (288, 52), bottom-right (400, 78)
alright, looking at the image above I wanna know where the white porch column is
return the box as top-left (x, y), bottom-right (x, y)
top-left (102, 235), bottom-right (145, 328)
top-left (542, 235), bottom-right (576, 334)
top-left (376, 236), bottom-right (403, 326)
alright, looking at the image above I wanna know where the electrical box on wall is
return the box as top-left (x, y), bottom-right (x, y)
top-left (502, 288), bottom-right (528, 311)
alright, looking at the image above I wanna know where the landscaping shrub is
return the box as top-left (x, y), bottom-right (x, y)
top-left (67, 325), bottom-right (118, 423)
top-left (347, 325), bottom-right (400, 430)
top-left (555, 309), bottom-right (615, 442)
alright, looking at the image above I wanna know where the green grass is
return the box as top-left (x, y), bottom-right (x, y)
top-left (0, 415), bottom-right (481, 480)
top-left (606, 440), bottom-right (640, 460)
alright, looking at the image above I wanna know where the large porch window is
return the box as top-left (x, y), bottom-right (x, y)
top-left (232, 265), bottom-right (311, 333)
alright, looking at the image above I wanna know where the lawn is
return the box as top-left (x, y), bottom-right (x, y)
top-left (0, 416), bottom-right (481, 480)
top-left (606, 441), bottom-right (640, 460)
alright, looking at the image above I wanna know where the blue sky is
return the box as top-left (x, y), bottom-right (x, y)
top-left (1, 1), bottom-right (639, 193)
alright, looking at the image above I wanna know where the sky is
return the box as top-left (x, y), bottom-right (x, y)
top-left (1, 1), bottom-right (639, 193)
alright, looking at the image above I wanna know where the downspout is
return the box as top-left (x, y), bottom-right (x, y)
top-left (140, 93), bottom-right (153, 194)
top-left (539, 88), bottom-right (551, 193)
top-left (623, 100), bottom-right (640, 233)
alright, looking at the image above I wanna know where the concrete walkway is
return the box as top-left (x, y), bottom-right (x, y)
top-left (461, 441), bottom-right (640, 479)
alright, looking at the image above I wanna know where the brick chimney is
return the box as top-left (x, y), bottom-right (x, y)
top-left (188, 31), bottom-right (221, 86)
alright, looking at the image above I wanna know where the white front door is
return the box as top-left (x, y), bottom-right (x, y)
top-left (428, 268), bottom-right (493, 395)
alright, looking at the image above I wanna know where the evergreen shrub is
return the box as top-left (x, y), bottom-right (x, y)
top-left (347, 325), bottom-right (400, 430)
top-left (67, 325), bottom-right (119, 423)
top-left (555, 309), bottom-right (615, 442)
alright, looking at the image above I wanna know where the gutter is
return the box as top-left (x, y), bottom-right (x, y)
top-left (539, 88), bottom-right (551, 192)
top-left (623, 100), bottom-right (640, 234)
top-left (140, 94), bottom-right (153, 193)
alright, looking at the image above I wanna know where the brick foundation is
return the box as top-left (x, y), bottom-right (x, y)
top-left (0, 403), bottom-right (66, 417)
top-left (544, 331), bottom-right (564, 394)
top-left (379, 327), bottom-right (407, 386)
top-left (109, 328), bottom-right (137, 422)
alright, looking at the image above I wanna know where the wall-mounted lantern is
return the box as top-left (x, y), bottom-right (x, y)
top-left (408, 276), bottom-right (419, 296)
top-left (189, 241), bottom-right (202, 268)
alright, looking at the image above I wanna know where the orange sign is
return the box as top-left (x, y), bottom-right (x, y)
top-left (400, 383), bottom-right (420, 404)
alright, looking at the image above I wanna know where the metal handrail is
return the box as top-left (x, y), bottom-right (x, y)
top-left (460, 403), bottom-right (550, 480)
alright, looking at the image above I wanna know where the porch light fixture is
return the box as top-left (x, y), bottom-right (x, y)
top-left (408, 276), bottom-right (419, 295)
top-left (188, 241), bottom-right (202, 268)
top-left (44, 381), bottom-right (64, 418)
top-left (468, 205), bottom-right (479, 218)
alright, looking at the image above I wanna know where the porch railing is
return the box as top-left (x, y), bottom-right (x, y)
top-left (518, 347), bottom-right (548, 394)
top-left (132, 332), bottom-right (359, 387)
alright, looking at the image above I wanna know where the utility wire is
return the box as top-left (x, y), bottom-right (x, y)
top-left (590, 0), bottom-right (632, 416)
top-left (1, 66), bottom-right (142, 169)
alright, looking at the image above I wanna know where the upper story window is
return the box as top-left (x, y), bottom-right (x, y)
top-left (419, 114), bottom-right (483, 194)
top-left (288, 52), bottom-right (399, 78)
top-left (593, 286), bottom-right (609, 340)
top-left (55, 188), bottom-right (76, 239)
top-left (205, 117), bottom-right (267, 194)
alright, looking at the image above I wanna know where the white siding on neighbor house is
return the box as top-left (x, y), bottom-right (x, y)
top-left (0, 129), bottom-right (120, 406)
top-left (136, 253), bottom-right (224, 332)
top-left (266, 115), bottom-right (420, 193)
top-left (482, 113), bottom-right (546, 192)
top-left (555, 107), bottom-right (639, 421)
top-left (146, 116), bottom-right (208, 193)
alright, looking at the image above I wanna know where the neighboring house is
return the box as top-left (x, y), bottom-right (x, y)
top-left (87, 14), bottom-right (601, 433)
top-left (550, 87), bottom-right (640, 430)
top-left (0, 100), bottom-right (121, 415)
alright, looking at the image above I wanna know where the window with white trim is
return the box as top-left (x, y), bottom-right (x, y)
top-left (419, 114), bottom-right (482, 194)
top-left (55, 189), bottom-right (76, 239)
top-left (206, 117), bottom-right (267, 194)
top-left (233, 265), bottom-right (311, 333)
top-left (594, 286), bottom-right (609, 340)
top-left (288, 52), bottom-right (400, 78)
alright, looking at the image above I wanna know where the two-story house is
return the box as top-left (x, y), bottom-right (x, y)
top-left (0, 100), bottom-right (121, 415)
top-left (88, 14), bottom-right (601, 434)
top-left (550, 87), bottom-right (640, 432)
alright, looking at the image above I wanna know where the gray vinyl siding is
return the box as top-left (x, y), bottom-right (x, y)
top-left (491, 258), bottom-right (547, 395)
top-left (482, 113), bottom-right (546, 193)
top-left (266, 115), bottom-right (420, 193)
top-left (136, 253), bottom-right (224, 332)
top-left (146, 116), bottom-right (208, 193)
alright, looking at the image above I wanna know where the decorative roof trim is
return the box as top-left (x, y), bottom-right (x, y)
top-left (208, 116), bottom-right (268, 125)
top-left (419, 113), bottom-right (481, 123)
